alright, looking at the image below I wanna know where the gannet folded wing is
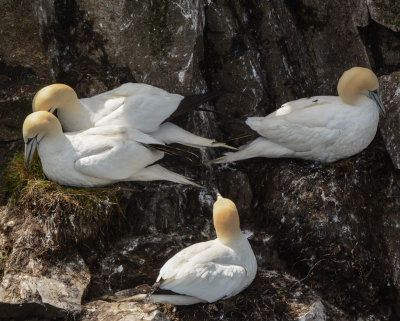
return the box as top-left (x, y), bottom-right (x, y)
top-left (157, 239), bottom-right (248, 302)
top-left (93, 93), bottom-right (182, 133)
top-left (157, 241), bottom-right (215, 280)
top-left (266, 96), bottom-right (338, 118)
top-left (160, 262), bottom-right (247, 302)
top-left (246, 102), bottom-right (343, 152)
top-left (81, 83), bottom-right (175, 116)
top-left (82, 125), bottom-right (164, 145)
top-left (74, 141), bottom-right (163, 180)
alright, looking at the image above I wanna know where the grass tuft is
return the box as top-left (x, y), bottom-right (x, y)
top-left (2, 151), bottom-right (127, 254)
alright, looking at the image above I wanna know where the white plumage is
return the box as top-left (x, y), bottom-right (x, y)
top-left (154, 238), bottom-right (256, 304)
top-left (211, 67), bottom-right (384, 164)
top-left (32, 83), bottom-right (232, 150)
top-left (23, 111), bottom-right (199, 187)
top-left (130, 194), bottom-right (257, 305)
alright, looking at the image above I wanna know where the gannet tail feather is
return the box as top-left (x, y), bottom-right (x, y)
top-left (129, 164), bottom-right (201, 187)
top-left (209, 137), bottom-right (295, 164)
top-left (152, 122), bottom-right (236, 150)
top-left (126, 294), bottom-right (206, 305)
top-left (165, 92), bottom-right (221, 122)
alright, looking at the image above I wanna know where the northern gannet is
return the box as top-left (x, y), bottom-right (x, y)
top-left (211, 67), bottom-right (385, 164)
top-left (32, 83), bottom-right (233, 150)
top-left (23, 111), bottom-right (199, 187)
top-left (128, 193), bottom-right (257, 305)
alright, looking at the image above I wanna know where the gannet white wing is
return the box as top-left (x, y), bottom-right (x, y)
top-left (158, 241), bottom-right (216, 281)
top-left (93, 94), bottom-right (183, 133)
top-left (157, 240), bottom-right (248, 302)
top-left (266, 96), bottom-right (338, 118)
top-left (74, 141), bottom-right (163, 180)
top-left (246, 98), bottom-right (346, 151)
top-left (77, 125), bottom-right (127, 137)
top-left (80, 83), bottom-right (183, 133)
top-left (82, 125), bottom-right (164, 145)
top-left (81, 83), bottom-right (173, 117)
top-left (160, 262), bottom-right (247, 302)
top-left (87, 83), bottom-right (172, 102)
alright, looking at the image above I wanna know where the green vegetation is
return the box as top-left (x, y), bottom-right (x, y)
top-left (0, 151), bottom-right (130, 281)
top-left (4, 152), bottom-right (45, 199)
top-left (4, 151), bottom-right (125, 246)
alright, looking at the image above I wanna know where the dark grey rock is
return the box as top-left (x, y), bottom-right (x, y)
top-left (0, 253), bottom-right (90, 319)
top-left (367, 0), bottom-right (400, 32)
top-left (379, 71), bottom-right (400, 169)
top-left (1, 0), bottom-right (400, 320)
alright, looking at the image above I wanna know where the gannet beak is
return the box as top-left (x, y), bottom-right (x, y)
top-left (216, 191), bottom-right (223, 200)
top-left (368, 90), bottom-right (385, 115)
top-left (24, 136), bottom-right (38, 168)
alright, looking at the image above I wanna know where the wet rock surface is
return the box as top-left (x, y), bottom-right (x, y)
top-left (1, 0), bottom-right (400, 320)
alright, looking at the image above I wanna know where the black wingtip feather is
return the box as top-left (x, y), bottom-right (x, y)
top-left (164, 91), bottom-right (223, 122)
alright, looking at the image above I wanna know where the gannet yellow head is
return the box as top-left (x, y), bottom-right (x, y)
top-left (32, 84), bottom-right (79, 114)
top-left (337, 67), bottom-right (384, 114)
top-left (213, 193), bottom-right (242, 244)
top-left (23, 111), bottom-right (62, 167)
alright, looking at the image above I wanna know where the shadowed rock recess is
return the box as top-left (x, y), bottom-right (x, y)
top-left (1, 0), bottom-right (400, 320)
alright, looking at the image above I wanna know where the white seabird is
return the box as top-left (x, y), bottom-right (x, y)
top-left (23, 111), bottom-right (199, 187)
top-left (32, 83), bottom-right (233, 150)
top-left (130, 193), bottom-right (257, 305)
top-left (211, 67), bottom-right (385, 164)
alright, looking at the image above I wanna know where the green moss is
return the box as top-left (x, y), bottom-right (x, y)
top-left (4, 152), bottom-right (125, 246)
top-left (4, 152), bottom-right (44, 199)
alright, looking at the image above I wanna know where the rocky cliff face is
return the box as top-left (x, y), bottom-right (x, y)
top-left (1, 0), bottom-right (400, 320)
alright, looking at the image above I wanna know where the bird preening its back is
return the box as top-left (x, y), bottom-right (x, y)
top-left (22, 111), bottom-right (200, 187)
top-left (121, 193), bottom-right (257, 305)
top-left (210, 67), bottom-right (384, 164)
top-left (32, 83), bottom-right (233, 150)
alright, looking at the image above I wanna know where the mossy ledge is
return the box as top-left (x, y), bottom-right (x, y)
top-left (1, 152), bottom-right (128, 279)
